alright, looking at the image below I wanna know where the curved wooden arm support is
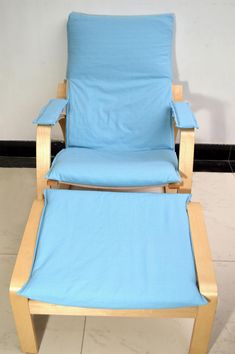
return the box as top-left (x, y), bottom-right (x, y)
top-left (172, 85), bottom-right (183, 140)
top-left (188, 202), bottom-right (217, 354)
top-left (169, 86), bottom-right (195, 193)
top-left (10, 201), bottom-right (44, 292)
top-left (36, 81), bottom-right (67, 200)
top-left (9, 200), bottom-right (44, 353)
top-left (36, 126), bottom-right (51, 200)
top-left (36, 114), bottom-right (66, 200)
top-left (178, 128), bottom-right (195, 193)
top-left (167, 128), bottom-right (195, 193)
top-left (188, 202), bottom-right (217, 298)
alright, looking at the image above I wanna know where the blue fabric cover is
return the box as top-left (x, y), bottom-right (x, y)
top-left (46, 147), bottom-right (180, 187)
top-left (171, 101), bottom-right (199, 129)
top-left (18, 190), bottom-right (207, 309)
top-left (66, 13), bottom-right (174, 150)
top-left (33, 99), bottom-right (68, 125)
top-left (67, 13), bottom-right (173, 80)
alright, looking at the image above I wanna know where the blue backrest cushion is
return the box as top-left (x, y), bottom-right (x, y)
top-left (67, 13), bottom-right (174, 150)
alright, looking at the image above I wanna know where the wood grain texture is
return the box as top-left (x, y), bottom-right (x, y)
top-left (57, 80), bottom-right (67, 99)
top-left (29, 301), bottom-right (197, 318)
top-left (10, 294), bottom-right (38, 353)
top-left (188, 203), bottom-right (217, 297)
top-left (189, 296), bottom-right (217, 354)
top-left (9, 200), bottom-right (43, 354)
top-left (188, 202), bottom-right (217, 353)
top-left (36, 125), bottom-right (51, 200)
top-left (36, 81), bottom-right (68, 199)
top-left (10, 200), bottom-right (44, 291)
top-left (172, 84), bottom-right (183, 141)
top-left (172, 85), bottom-right (195, 194)
top-left (172, 85), bottom-right (183, 102)
top-left (178, 129), bottom-right (195, 193)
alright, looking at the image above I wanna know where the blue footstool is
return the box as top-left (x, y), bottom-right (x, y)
top-left (10, 190), bottom-right (217, 354)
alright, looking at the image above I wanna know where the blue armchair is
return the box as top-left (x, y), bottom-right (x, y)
top-left (34, 13), bottom-right (198, 199)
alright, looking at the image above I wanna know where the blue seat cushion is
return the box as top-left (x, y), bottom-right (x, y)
top-left (18, 190), bottom-right (207, 309)
top-left (46, 148), bottom-right (181, 187)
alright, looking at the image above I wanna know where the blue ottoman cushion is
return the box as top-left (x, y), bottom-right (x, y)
top-left (18, 190), bottom-right (207, 309)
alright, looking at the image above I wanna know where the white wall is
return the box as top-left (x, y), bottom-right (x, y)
top-left (0, 0), bottom-right (234, 143)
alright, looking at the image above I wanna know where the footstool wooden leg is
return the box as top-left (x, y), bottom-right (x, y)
top-left (189, 295), bottom-right (217, 354)
top-left (9, 200), bottom-right (43, 352)
top-left (10, 292), bottom-right (38, 353)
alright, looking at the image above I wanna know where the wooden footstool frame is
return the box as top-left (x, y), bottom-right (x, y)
top-left (9, 200), bottom-right (217, 354)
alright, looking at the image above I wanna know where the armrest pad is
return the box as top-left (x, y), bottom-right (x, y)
top-left (171, 101), bottom-right (199, 129)
top-left (33, 98), bottom-right (68, 125)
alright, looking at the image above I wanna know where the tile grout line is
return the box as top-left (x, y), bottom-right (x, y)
top-left (80, 316), bottom-right (87, 354)
top-left (213, 259), bottom-right (235, 263)
top-left (0, 254), bottom-right (17, 256)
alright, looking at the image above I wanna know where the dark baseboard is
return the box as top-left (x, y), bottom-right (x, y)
top-left (0, 141), bottom-right (234, 172)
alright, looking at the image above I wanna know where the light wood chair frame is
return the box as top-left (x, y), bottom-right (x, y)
top-left (10, 200), bottom-right (217, 354)
top-left (36, 81), bottom-right (195, 200)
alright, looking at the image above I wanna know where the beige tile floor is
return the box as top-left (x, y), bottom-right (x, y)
top-left (0, 169), bottom-right (234, 354)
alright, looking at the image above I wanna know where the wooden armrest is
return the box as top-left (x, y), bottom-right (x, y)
top-left (36, 116), bottom-right (66, 200)
top-left (171, 85), bottom-right (195, 193)
top-left (36, 81), bottom-right (67, 200)
top-left (9, 200), bottom-right (44, 293)
top-left (36, 125), bottom-right (51, 200)
top-left (188, 202), bottom-right (217, 298)
top-left (178, 128), bottom-right (195, 193)
top-left (172, 84), bottom-right (195, 193)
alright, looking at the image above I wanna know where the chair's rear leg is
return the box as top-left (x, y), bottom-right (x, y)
top-left (164, 186), bottom-right (177, 193)
top-left (189, 296), bottom-right (217, 354)
top-left (10, 292), bottom-right (38, 353)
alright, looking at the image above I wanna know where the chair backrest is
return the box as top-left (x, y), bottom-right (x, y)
top-left (66, 13), bottom-right (174, 151)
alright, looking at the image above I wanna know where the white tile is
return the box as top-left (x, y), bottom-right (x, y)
top-left (37, 315), bottom-right (85, 354)
top-left (192, 173), bottom-right (235, 261)
top-left (210, 261), bottom-right (235, 353)
top-left (82, 261), bottom-right (235, 354)
top-left (0, 168), bottom-right (35, 255)
top-left (82, 317), bottom-right (193, 354)
top-left (0, 256), bottom-right (19, 354)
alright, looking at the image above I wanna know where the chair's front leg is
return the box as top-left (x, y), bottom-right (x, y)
top-left (178, 128), bottom-right (195, 193)
top-left (188, 203), bottom-right (218, 353)
top-left (189, 295), bottom-right (217, 354)
top-left (36, 125), bottom-right (51, 200)
top-left (10, 293), bottom-right (38, 353)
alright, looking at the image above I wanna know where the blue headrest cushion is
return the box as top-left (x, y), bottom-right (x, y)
top-left (67, 12), bottom-right (174, 80)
